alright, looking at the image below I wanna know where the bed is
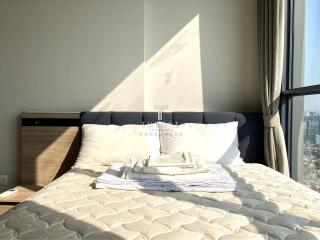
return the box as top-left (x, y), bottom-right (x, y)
top-left (1, 112), bottom-right (320, 240)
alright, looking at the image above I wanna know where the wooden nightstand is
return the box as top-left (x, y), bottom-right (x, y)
top-left (0, 185), bottom-right (42, 215)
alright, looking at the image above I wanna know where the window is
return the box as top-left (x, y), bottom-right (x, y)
top-left (291, 95), bottom-right (320, 191)
top-left (293, 0), bottom-right (320, 88)
top-left (282, 0), bottom-right (320, 192)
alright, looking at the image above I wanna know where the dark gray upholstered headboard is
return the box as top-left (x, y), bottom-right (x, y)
top-left (80, 112), bottom-right (265, 165)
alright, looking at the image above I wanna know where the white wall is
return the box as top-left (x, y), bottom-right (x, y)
top-left (145, 0), bottom-right (260, 111)
top-left (0, 0), bottom-right (145, 191)
top-left (0, 0), bottom-right (260, 191)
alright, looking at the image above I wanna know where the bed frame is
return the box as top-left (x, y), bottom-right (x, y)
top-left (21, 112), bottom-right (264, 186)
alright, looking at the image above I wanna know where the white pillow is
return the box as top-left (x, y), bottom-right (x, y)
top-left (74, 124), bottom-right (160, 169)
top-left (158, 121), bottom-right (244, 166)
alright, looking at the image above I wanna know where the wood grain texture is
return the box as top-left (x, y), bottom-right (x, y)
top-left (0, 185), bottom-right (43, 204)
top-left (0, 205), bottom-right (14, 215)
top-left (21, 112), bottom-right (80, 119)
top-left (21, 124), bottom-right (80, 186)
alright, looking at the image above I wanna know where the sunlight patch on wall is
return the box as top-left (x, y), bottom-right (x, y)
top-left (91, 15), bottom-right (203, 112)
top-left (145, 15), bottom-right (203, 111)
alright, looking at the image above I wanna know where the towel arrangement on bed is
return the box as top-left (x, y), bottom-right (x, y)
top-left (95, 152), bottom-right (237, 192)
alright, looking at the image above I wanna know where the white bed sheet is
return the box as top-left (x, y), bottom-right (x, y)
top-left (0, 163), bottom-right (320, 240)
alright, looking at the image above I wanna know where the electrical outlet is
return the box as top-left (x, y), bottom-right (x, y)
top-left (0, 175), bottom-right (8, 185)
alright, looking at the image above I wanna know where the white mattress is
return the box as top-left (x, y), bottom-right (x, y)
top-left (1, 164), bottom-right (320, 240)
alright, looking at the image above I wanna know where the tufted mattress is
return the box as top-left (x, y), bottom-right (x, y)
top-left (1, 164), bottom-right (320, 240)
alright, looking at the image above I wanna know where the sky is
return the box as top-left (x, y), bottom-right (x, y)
top-left (305, 0), bottom-right (320, 86)
top-left (303, 0), bottom-right (320, 113)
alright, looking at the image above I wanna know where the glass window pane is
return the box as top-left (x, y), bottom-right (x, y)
top-left (293, 0), bottom-right (320, 88)
top-left (292, 94), bottom-right (320, 191)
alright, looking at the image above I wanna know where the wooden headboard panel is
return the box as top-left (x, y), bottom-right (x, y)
top-left (21, 112), bottom-right (81, 186)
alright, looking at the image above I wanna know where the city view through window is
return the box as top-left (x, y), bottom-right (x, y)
top-left (296, 0), bottom-right (320, 191)
top-left (291, 0), bottom-right (320, 192)
top-left (303, 96), bottom-right (320, 191)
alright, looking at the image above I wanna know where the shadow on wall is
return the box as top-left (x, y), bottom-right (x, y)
top-left (92, 15), bottom-right (203, 112)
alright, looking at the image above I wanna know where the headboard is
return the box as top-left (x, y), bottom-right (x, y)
top-left (21, 112), bottom-right (81, 187)
top-left (81, 112), bottom-right (265, 165)
top-left (21, 111), bottom-right (264, 187)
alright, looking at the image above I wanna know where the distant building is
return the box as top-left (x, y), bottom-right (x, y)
top-left (304, 112), bottom-right (320, 144)
top-left (316, 135), bottom-right (320, 145)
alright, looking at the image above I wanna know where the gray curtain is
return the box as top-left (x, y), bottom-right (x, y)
top-left (258, 0), bottom-right (290, 176)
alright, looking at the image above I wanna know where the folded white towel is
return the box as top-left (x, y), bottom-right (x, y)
top-left (95, 163), bottom-right (237, 192)
top-left (123, 166), bottom-right (215, 181)
top-left (132, 165), bottom-right (209, 175)
top-left (131, 155), bottom-right (208, 176)
top-left (146, 152), bottom-right (194, 167)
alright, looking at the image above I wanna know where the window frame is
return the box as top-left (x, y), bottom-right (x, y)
top-left (281, 0), bottom-right (320, 177)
